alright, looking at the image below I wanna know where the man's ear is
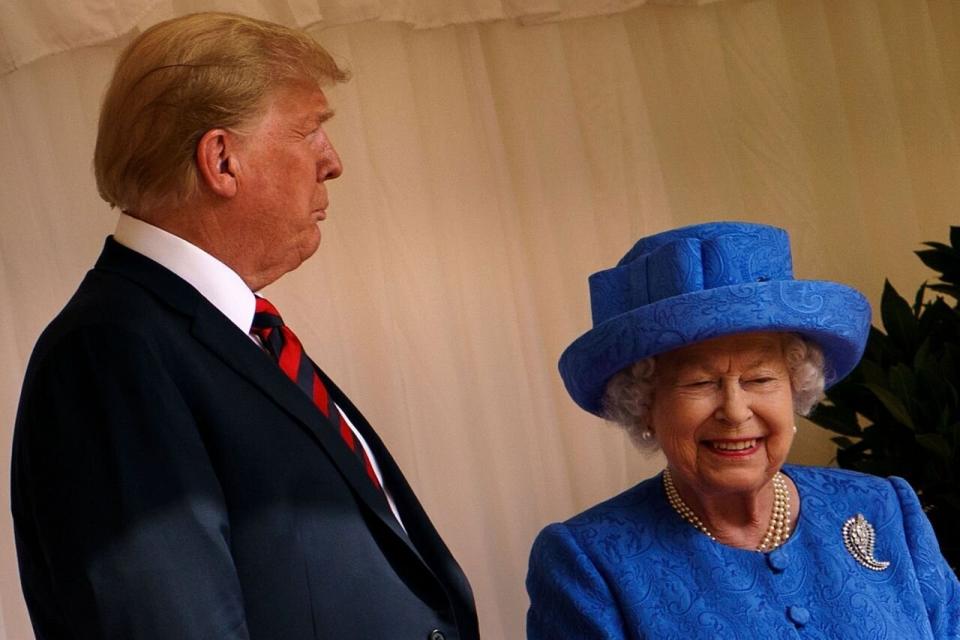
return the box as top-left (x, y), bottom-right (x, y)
top-left (196, 129), bottom-right (239, 198)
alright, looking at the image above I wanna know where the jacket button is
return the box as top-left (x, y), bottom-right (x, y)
top-left (427, 630), bottom-right (446, 640)
top-left (766, 548), bottom-right (790, 572)
top-left (787, 605), bottom-right (810, 626)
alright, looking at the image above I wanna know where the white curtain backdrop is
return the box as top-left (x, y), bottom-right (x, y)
top-left (3, 1), bottom-right (960, 637)
top-left (0, 0), bottom-right (724, 75)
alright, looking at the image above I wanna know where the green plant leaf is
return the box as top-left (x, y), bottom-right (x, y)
top-left (832, 226), bottom-right (960, 571)
top-left (915, 364), bottom-right (959, 432)
top-left (943, 346), bottom-right (960, 386)
top-left (880, 280), bottom-right (919, 355)
top-left (860, 359), bottom-right (887, 386)
top-left (917, 433), bottom-right (953, 460)
top-left (942, 493), bottom-right (960, 511)
top-left (926, 283), bottom-right (960, 302)
top-left (836, 438), bottom-right (871, 468)
top-left (919, 297), bottom-right (958, 340)
top-left (862, 325), bottom-right (896, 365)
top-left (942, 413), bottom-right (960, 440)
top-left (831, 436), bottom-right (856, 449)
top-left (863, 383), bottom-right (916, 430)
top-left (918, 241), bottom-right (958, 265)
top-left (808, 403), bottom-right (863, 436)
top-left (913, 338), bottom-right (934, 370)
top-left (888, 363), bottom-right (916, 400)
top-left (914, 282), bottom-right (928, 315)
top-left (921, 241), bottom-right (953, 252)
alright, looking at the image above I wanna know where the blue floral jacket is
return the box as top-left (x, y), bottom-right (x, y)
top-left (527, 465), bottom-right (959, 638)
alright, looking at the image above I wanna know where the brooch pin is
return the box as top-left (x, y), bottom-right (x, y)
top-left (842, 513), bottom-right (890, 571)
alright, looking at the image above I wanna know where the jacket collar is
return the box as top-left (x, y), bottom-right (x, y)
top-left (94, 238), bottom-right (414, 555)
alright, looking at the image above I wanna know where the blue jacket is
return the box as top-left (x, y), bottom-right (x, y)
top-left (527, 464), bottom-right (959, 638)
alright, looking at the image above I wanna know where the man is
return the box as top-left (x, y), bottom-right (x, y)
top-left (11, 13), bottom-right (479, 640)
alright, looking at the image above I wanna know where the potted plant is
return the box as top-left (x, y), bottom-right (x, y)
top-left (808, 226), bottom-right (960, 573)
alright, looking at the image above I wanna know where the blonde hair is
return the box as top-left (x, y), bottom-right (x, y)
top-left (94, 12), bottom-right (348, 213)
top-left (601, 333), bottom-right (826, 449)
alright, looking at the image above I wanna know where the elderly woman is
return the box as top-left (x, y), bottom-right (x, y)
top-left (527, 222), bottom-right (960, 638)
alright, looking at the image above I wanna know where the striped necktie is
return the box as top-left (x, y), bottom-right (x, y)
top-left (251, 297), bottom-right (383, 492)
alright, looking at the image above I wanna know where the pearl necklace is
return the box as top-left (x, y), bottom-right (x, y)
top-left (662, 467), bottom-right (791, 553)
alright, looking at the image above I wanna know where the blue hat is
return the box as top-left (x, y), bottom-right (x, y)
top-left (559, 221), bottom-right (872, 416)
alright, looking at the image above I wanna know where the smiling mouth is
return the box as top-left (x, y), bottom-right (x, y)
top-left (706, 438), bottom-right (760, 453)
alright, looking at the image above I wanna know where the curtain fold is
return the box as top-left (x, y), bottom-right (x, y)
top-left (0, 0), bottom-right (723, 75)
top-left (3, 1), bottom-right (960, 638)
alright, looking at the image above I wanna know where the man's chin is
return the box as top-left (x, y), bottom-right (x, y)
top-left (298, 233), bottom-right (322, 263)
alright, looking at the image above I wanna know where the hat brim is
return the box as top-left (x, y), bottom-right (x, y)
top-left (559, 279), bottom-right (871, 416)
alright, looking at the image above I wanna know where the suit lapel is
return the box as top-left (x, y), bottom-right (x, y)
top-left (189, 304), bottom-right (411, 540)
top-left (94, 238), bottom-right (418, 557)
top-left (316, 367), bottom-right (479, 634)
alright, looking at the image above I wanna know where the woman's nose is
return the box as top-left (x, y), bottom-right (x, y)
top-left (715, 381), bottom-right (752, 425)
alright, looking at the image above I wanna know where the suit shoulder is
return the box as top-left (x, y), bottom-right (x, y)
top-left (786, 464), bottom-right (893, 490)
top-left (530, 474), bottom-right (676, 581)
top-left (26, 268), bottom-right (186, 371)
top-left (785, 464), bottom-right (905, 519)
top-left (552, 474), bottom-right (665, 538)
top-left (62, 268), bottom-right (171, 323)
top-left (530, 476), bottom-right (661, 549)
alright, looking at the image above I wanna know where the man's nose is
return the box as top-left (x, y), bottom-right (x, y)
top-left (319, 144), bottom-right (343, 182)
top-left (715, 381), bottom-right (752, 425)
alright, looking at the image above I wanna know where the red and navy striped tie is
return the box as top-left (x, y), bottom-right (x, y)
top-left (251, 297), bottom-right (383, 492)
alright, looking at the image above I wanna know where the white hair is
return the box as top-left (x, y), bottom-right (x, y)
top-left (600, 333), bottom-right (826, 449)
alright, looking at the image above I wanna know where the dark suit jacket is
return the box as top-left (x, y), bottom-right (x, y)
top-left (11, 238), bottom-right (479, 640)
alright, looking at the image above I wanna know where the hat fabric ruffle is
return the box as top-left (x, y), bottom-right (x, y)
top-left (559, 222), bottom-right (871, 416)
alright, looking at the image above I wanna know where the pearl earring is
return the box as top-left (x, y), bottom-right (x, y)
top-left (793, 424), bottom-right (798, 433)
top-left (641, 429), bottom-right (653, 441)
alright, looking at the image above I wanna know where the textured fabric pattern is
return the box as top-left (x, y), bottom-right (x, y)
top-left (558, 222), bottom-right (872, 415)
top-left (527, 465), bottom-right (960, 639)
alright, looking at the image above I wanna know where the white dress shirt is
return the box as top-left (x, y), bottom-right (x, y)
top-left (114, 214), bottom-right (403, 525)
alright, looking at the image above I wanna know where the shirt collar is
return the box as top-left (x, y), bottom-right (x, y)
top-left (113, 213), bottom-right (256, 334)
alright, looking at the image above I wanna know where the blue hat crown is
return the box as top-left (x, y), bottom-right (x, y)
top-left (559, 221), bottom-right (871, 416)
top-left (590, 223), bottom-right (792, 326)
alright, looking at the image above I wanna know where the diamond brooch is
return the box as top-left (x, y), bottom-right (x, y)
top-left (842, 513), bottom-right (890, 571)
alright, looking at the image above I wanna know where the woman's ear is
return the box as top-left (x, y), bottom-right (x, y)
top-left (196, 129), bottom-right (238, 198)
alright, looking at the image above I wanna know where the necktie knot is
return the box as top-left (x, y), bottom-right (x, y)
top-left (251, 297), bottom-right (286, 359)
top-left (252, 296), bottom-right (284, 332)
